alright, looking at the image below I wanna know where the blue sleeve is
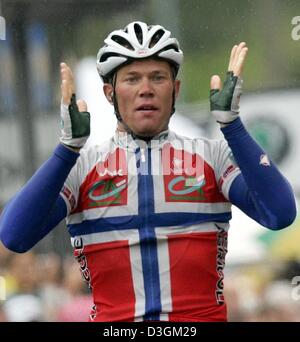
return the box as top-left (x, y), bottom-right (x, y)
top-left (0, 144), bottom-right (79, 252)
top-left (221, 118), bottom-right (297, 230)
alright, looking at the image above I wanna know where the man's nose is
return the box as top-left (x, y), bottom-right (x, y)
top-left (138, 78), bottom-right (154, 97)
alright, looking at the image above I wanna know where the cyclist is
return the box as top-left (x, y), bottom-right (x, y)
top-left (0, 21), bottom-right (296, 321)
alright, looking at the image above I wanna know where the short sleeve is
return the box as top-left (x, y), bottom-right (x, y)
top-left (60, 162), bottom-right (80, 215)
top-left (59, 148), bottom-right (89, 215)
top-left (213, 140), bottom-right (241, 200)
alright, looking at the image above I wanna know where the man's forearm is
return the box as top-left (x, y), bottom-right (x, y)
top-left (0, 144), bottom-right (79, 252)
top-left (223, 118), bottom-right (296, 229)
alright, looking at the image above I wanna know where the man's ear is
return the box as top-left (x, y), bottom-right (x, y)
top-left (103, 83), bottom-right (114, 105)
top-left (174, 79), bottom-right (181, 100)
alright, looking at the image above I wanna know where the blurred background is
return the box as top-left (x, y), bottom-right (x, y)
top-left (0, 0), bottom-right (300, 321)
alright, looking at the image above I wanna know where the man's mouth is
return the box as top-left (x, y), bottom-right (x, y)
top-left (136, 104), bottom-right (159, 112)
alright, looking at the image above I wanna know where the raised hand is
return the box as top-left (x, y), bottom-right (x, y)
top-left (59, 62), bottom-right (90, 149)
top-left (210, 42), bottom-right (248, 126)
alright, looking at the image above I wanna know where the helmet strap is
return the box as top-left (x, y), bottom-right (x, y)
top-left (111, 74), bottom-right (123, 122)
top-left (171, 86), bottom-right (176, 116)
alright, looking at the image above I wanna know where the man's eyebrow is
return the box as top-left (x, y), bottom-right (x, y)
top-left (124, 70), bottom-right (169, 76)
top-left (124, 71), bottom-right (140, 76)
top-left (151, 70), bottom-right (169, 75)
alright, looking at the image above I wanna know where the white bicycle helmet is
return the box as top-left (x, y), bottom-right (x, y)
top-left (97, 21), bottom-right (183, 82)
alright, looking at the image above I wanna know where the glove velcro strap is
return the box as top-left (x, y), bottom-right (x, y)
top-left (68, 94), bottom-right (90, 138)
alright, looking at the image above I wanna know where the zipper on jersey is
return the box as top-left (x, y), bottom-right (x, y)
top-left (140, 148), bottom-right (146, 163)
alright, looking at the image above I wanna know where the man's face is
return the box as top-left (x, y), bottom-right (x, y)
top-left (105, 59), bottom-right (180, 137)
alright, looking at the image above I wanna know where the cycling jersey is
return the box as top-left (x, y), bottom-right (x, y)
top-left (60, 129), bottom-right (241, 322)
top-left (0, 118), bottom-right (296, 322)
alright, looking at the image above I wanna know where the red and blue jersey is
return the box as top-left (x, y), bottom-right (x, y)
top-left (0, 119), bottom-right (295, 321)
top-left (60, 130), bottom-right (240, 322)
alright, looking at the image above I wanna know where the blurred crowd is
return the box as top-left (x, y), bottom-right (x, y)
top-left (224, 260), bottom-right (300, 322)
top-left (0, 243), bottom-right (92, 322)
top-left (1, 242), bottom-right (300, 322)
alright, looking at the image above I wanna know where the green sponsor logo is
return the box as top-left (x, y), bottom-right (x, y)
top-left (88, 179), bottom-right (126, 207)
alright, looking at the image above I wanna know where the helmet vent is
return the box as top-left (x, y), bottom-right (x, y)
top-left (99, 52), bottom-right (122, 63)
top-left (134, 23), bottom-right (143, 45)
top-left (160, 43), bottom-right (180, 53)
top-left (111, 35), bottom-right (134, 50)
top-left (149, 29), bottom-right (165, 48)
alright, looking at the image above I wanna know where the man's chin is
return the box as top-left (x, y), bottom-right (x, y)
top-left (132, 123), bottom-right (168, 138)
top-left (132, 128), bottom-right (160, 139)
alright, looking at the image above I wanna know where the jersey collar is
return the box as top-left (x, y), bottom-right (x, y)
top-left (113, 129), bottom-right (170, 151)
